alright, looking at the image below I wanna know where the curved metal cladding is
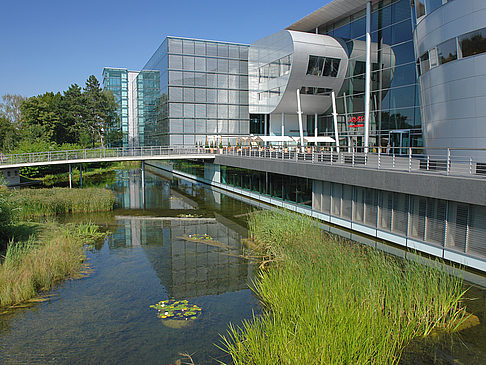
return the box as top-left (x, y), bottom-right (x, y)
top-left (415, 0), bottom-right (486, 160)
top-left (249, 30), bottom-right (348, 115)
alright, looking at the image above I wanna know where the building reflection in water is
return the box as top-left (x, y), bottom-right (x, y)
top-left (106, 169), bottom-right (254, 298)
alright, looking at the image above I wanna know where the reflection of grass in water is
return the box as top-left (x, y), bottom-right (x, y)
top-left (0, 222), bottom-right (106, 308)
top-left (222, 210), bottom-right (469, 365)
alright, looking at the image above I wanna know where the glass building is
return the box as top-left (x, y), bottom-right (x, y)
top-left (102, 67), bottom-right (139, 147)
top-left (138, 37), bottom-right (250, 147)
top-left (248, 0), bottom-right (422, 150)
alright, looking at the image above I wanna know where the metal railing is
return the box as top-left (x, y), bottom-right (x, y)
top-left (0, 146), bottom-right (213, 167)
top-left (218, 145), bottom-right (486, 179)
top-left (2, 145), bottom-right (486, 179)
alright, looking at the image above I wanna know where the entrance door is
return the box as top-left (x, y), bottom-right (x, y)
top-left (388, 130), bottom-right (410, 155)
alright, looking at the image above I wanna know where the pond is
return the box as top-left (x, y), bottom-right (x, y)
top-left (0, 167), bottom-right (259, 364)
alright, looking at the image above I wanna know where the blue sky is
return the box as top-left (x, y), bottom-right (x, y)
top-left (0, 0), bottom-right (330, 98)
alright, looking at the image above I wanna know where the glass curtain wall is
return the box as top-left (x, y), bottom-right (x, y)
top-left (318, 0), bottom-right (422, 149)
top-left (103, 68), bottom-right (129, 146)
top-left (139, 37), bottom-right (250, 147)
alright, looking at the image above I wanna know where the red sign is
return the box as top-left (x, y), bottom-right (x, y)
top-left (348, 116), bottom-right (364, 128)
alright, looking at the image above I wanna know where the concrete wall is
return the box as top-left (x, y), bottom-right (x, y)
top-left (1, 168), bottom-right (20, 186)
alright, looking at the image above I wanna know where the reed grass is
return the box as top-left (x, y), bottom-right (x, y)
top-left (221, 210), bottom-right (468, 365)
top-left (0, 222), bottom-right (105, 307)
top-left (8, 187), bottom-right (115, 220)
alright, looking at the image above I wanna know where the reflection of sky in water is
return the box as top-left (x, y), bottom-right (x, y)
top-left (0, 169), bottom-right (258, 364)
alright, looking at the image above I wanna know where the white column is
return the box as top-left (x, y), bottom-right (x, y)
top-left (264, 114), bottom-right (268, 136)
top-left (296, 88), bottom-right (305, 151)
top-left (331, 90), bottom-right (340, 153)
top-left (314, 113), bottom-right (318, 138)
top-left (281, 113), bottom-right (285, 136)
top-left (68, 164), bottom-right (72, 189)
top-left (364, 0), bottom-right (372, 153)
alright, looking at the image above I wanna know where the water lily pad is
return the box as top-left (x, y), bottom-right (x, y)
top-left (150, 299), bottom-right (202, 322)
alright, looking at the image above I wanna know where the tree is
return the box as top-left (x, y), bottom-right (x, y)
top-left (20, 92), bottom-right (62, 143)
top-left (0, 115), bottom-right (18, 153)
top-left (0, 94), bottom-right (26, 127)
top-left (82, 75), bottom-right (120, 148)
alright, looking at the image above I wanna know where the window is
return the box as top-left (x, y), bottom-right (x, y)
top-left (459, 28), bottom-right (486, 58)
top-left (419, 52), bottom-right (430, 74)
top-left (306, 55), bottom-right (340, 77)
top-left (414, 0), bottom-right (425, 20)
top-left (300, 87), bottom-right (333, 96)
top-left (437, 38), bottom-right (457, 65)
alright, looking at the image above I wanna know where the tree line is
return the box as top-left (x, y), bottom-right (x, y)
top-left (0, 75), bottom-right (121, 155)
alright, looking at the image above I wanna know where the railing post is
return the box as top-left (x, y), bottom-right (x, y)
top-left (408, 147), bottom-right (412, 172)
top-left (470, 156), bottom-right (473, 174)
top-left (330, 147), bottom-right (333, 166)
top-left (392, 152), bottom-right (395, 168)
top-left (378, 149), bottom-right (381, 169)
top-left (447, 148), bottom-right (450, 175)
top-left (352, 147), bottom-right (355, 167)
top-left (427, 154), bottom-right (429, 171)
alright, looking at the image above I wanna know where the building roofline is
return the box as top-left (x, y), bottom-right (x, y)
top-left (166, 35), bottom-right (249, 47)
top-left (286, 0), bottom-right (382, 32)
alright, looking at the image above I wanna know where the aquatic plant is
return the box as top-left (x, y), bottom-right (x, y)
top-left (221, 210), bottom-right (468, 365)
top-left (150, 299), bottom-right (202, 320)
top-left (0, 222), bottom-right (106, 308)
top-left (186, 234), bottom-right (214, 241)
top-left (7, 187), bottom-right (115, 220)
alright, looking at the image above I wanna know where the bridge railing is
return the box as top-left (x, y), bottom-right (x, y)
top-left (0, 146), bottom-right (211, 166)
top-left (219, 145), bottom-right (486, 179)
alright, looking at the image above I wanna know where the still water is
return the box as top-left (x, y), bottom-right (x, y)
top-left (0, 168), bottom-right (258, 364)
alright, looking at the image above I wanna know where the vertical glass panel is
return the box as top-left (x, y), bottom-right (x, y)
top-left (350, 17), bottom-right (366, 39)
top-left (392, 193), bottom-right (408, 235)
top-left (207, 43), bottom-right (218, 56)
top-left (414, 0), bottom-right (425, 20)
top-left (207, 58), bottom-right (218, 72)
top-left (229, 60), bottom-right (240, 74)
top-left (207, 73), bottom-right (217, 88)
top-left (239, 61), bottom-right (248, 74)
top-left (218, 120), bottom-right (228, 134)
top-left (195, 104), bottom-right (206, 118)
top-left (194, 88), bottom-right (206, 102)
top-left (207, 119), bottom-right (217, 133)
top-left (353, 187), bottom-right (364, 223)
top-left (183, 88), bottom-right (195, 102)
top-left (183, 56), bottom-right (195, 71)
top-left (183, 103), bottom-right (194, 117)
top-left (183, 72), bottom-right (195, 86)
top-left (169, 87), bottom-right (183, 102)
top-left (194, 41), bottom-right (206, 56)
top-left (218, 44), bottom-right (229, 57)
top-left (207, 89), bottom-right (217, 103)
top-left (322, 182), bottom-right (331, 214)
top-left (419, 52), bottom-right (430, 74)
top-left (229, 45), bottom-right (239, 59)
top-left (228, 75), bottom-right (239, 89)
top-left (196, 119), bottom-right (206, 134)
top-left (342, 185), bottom-right (352, 220)
top-left (169, 118), bottom-right (183, 132)
top-left (218, 104), bottom-right (228, 118)
top-left (425, 198), bottom-right (446, 245)
top-left (184, 118), bottom-right (195, 133)
top-left (332, 183), bottom-right (342, 216)
top-left (218, 74), bottom-right (229, 88)
top-left (391, 20), bottom-right (411, 45)
top-left (446, 202), bottom-right (468, 252)
top-left (379, 191), bottom-right (392, 231)
top-left (468, 205), bottom-right (486, 258)
top-left (239, 46), bottom-right (248, 59)
top-left (392, 0), bottom-right (411, 23)
top-left (194, 57), bottom-right (206, 71)
top-left (182, 39), bottom-right (195, 54)
top-left (218, 59), bottom-right (229, 73)
top-left (459, 28), bottom-right (486, 58)
top-left (307, 55), bottom-right (321, 76)
top-left (437, 38), bottom-right (457, 65)
top-left (218, 89), bottom-right (228, 104)
top-left (168, 38), bottom-right (183, 53)
top-left (194, 72), bottom-right (207, 87)
top-left (425, 0), bottom-right (443, 15)
top-left (169, 71), bottom-right (183, 85)
top-left (169, 55), bottom-right (183, 69)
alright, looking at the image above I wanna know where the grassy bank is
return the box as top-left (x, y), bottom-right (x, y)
top-left (0, 187), bottom-right (114, 308)
top-left (222, 210), bottom-right (467, 364)
top-left (7, 187), bottom-right (115, 221)
top-left (0, 222), bottom-right (105, 308)
top-left (41, 161), bottom-right (140, 187)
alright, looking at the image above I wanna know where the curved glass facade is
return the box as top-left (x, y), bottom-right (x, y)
top-left (316, 0), bottom-right (422, 149)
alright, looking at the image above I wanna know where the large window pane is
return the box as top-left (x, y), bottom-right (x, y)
top-left (437, 38), bottom-right (457, 65)
top-left (459, 28), bottom-right (486, 58)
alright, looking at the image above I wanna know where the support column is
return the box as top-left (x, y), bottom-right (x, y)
top-left (343, 92), bottom-right (352, 152)
top-left (314, 113), bottom-right (318, 138)
top-left (296, 88), bottom-right (305, 151)
top-left (141, 160), bottom-right (145, 208)
top-left (69, 164), bottom-right (72, 189)
top-left (281, 113), bottom-right (285, 136)
top-left (331, 90), bottom-right (340, 153)
top-left (79, 164), bottom-right (83, 189)
top-left (364, 0), bottom-right (372, 153)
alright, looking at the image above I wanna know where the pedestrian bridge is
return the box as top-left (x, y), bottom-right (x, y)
top-left (0, 146), bottom-right (215, 170)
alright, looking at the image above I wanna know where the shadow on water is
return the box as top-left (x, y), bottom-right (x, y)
top-left (0, 169), bottom-right (259, 364)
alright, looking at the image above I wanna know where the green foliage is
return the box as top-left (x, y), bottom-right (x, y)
top-left (7, 187), bottom-right (115, 221)
top-left (0, 222), bottom-right (106, 307)
top-left (150, 299), bottom-right (202, 320)
top-left (222, 210), bottom-right (468, 365)
top-left (0, 188), bottom-right (13, 239)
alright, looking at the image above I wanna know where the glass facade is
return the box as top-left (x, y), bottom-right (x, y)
top-left (314, 0), bottom-right (422, 149)
top-left (139, 37), bottom-right (250, 147)
top-left (103, 68), bottom-right (129, 146)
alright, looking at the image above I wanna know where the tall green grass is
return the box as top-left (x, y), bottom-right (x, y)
top-left (8, 187), bottom-right (115, 220)
top-left (221, 210), bottom-right (467, 365)
top-left (0, 222), bottom-right (105, 307)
